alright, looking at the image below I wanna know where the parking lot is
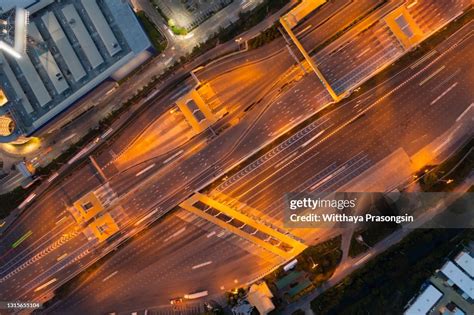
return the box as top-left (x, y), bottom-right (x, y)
top-left (154, 0), bottom-right (233, 31)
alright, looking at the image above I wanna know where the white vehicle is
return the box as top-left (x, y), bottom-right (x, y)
top-left (184, 290), bottom-right (209, 300)
top-left (283, 259), bottom-right (298, 272)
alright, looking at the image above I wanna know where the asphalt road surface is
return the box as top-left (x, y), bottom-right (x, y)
top-left (0, 0), bottom-right (471, 314)
top-left (48, 21), bottom-right (473, 315)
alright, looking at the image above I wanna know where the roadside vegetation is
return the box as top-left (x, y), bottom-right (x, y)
top-left (418, 138), bottom-right (474, 192)
top-left (311, 228), bottom-right (472, 314)
top-left (0, 71), bottom-right (186, 217)
top-left (263, 235), bottom-right (342, 308)
top-left (186, 0), bottom-right (291, 59)
top-left (0, 0), bottom-right (292, 230)
top-left (136, 11), bottom-right (167, 52)
top-left (168, 19), bottom-right (188, 36)
top-left (348, 222), bottom-right (399, 257)
top-left (0, 185), bottom-right (37, 219)
top-left (248, 23), bottom-right (282, 49)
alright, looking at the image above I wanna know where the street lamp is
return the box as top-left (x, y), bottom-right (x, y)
top-left (235, 37), bottom-right (248, 51)
top-left (356, 234), bottom-right (371, 248)
top-left (309, 256), bottom-right (318, 269)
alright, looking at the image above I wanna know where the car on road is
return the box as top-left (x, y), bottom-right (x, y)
top-left (170, 297), bottom-right (183, 305)
top-left (184, 290), bottom-right (209, 299)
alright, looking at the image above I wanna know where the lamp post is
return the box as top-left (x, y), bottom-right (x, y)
top-left (309, 256), bottom-right (319, 269)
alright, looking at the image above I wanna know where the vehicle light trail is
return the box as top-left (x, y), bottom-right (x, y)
top-left (12, 230), bottom-right (32, 249)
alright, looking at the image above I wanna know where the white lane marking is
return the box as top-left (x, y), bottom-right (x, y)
top-left (102, 271), bottom-right (118, 282)
top-left (356, 48), bottom-right (371, 58)
top-left (411, 134), bottom-right (427, 143)
top-left (47, 172), bottom-right (59, 183)
top-left (309, 165), bottom-right (347, 191)
top-left (406, 0), bottom-right (418, 9)
top-left (55, 216), bottom-right (67, 225)
top-left (18, 193), bottom-right (36, 209)
top-left (355, 253), bottom-right (373, 266)
top-left (431, 68), bottom-right (461, 91)
top-left (163, 227), bottom-right (186, 242)
top-left (34, 278), bottom-right (57, 292)
top-left (207, 231), bottom-right (216, 238)
top-left (134, 208), bottom-right (158, 226)
top-left (434, 124), bottom-right (462, 153)
top-left (418, 65), bottom-right (445, 86)
top-left (101, 128), bottom-right (113, 139)
top-left (301, 129), bottom-right (326, 148)
top-left (56, 253), bottom-right (68, 262)
top-left (144, 89), bottom-right (160, 102)
top-left (456, 103), bottom-right (474, 122)
top-left (430, 82), bottom-right (458, 105)
top-left (410, 50), bottom-right (436, 69)
top-left (61, 133), bottom-right (76, 143)
top-left (135, 164), bottom-right (155, 177)
top-left (296, 24), bottom-right (312, 36)
top-left (191, 261), bottom-right (213, 270)
top-left (163, 150), bottom-right (184, 164)
top-left (274, 152), bottom-right (298, 169)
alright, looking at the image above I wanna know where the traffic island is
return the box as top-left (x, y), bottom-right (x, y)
top-left (68, 187), bottom-right (121, 243)
top-left (86, 213), bottom-right (120, 243)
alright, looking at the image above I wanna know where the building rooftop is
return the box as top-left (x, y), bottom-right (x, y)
top-left (0, 0), bottom-right (151, 142)
top-left (0, 1), bottom-right (37, 14)
top-left (440, 261), bottom-right (474, 300)
top-left (454, 251), bottom-right (474, 278)
top-left (247, 282), bottom-right (275, 315)
top-left (404, 284), bottom-right (443, 315)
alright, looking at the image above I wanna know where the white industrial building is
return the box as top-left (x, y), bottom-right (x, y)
top-left (440, 261), bottom-right (474, 301)
top-left (454, 251), bottom-right (474, 278)
top-left (0, 0), bottom-right (152, 143)
top-left (404, 284), bottom-right (443, 315)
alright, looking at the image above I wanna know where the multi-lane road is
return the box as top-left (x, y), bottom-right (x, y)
top-left (51, 18), bottom-right (473, 314)
top-left (0, 0), bottom-right (472, 314)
